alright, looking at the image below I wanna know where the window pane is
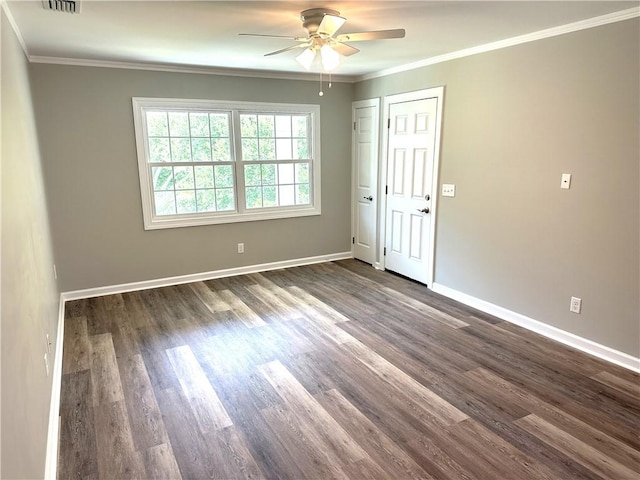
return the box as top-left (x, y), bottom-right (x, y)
top-left (189, 113), bottom-right (210, 137)
top-left (292, 115), bottom-right (307, 137)
top-left (212, 139), bottom-right (231, 161)
top-left (214, 165), bottom-right (234, 188)
top-left (216, 188), bottom-right (235, 211)
top-left (261, 164), bottom-right (276, 185)
top-left (245, 186), bottom-right (262, 209)
top-left (279, 185), bottom-right (295, 206)
top-left (196, 189), bottom-right (216, 212)
top-left (296, 184), bottom-right (310, 204)
top-left (168, 112), bottom-right (189, 136)
top-left (154, 191), bottom-right (176, 216)
top-left (210, 113), bottom-right (229, 137)
top-left (147, 112), bottom-right (169, 136)
top-left (278, 163), bottom-right (294, 184)
top-left (194, 166), bottom-right (214, 188)
top-left (240, 114), bottom-right (257, 137)
top-left (174, 166), bottom-right (194, 189)
top-left (170, 138), bottom-right (191, 162)
top-left (293, 139), bottom-right (308, 159)
top-left (276, 139), bottom-right (292, 160)
top-left (275, 115), bottom-right (291, 137)
top-left (295, 163), bottom-right (309, 183)
top-left (149, 138), bottom-right (170, 163)
top-left (242, 139), bottom-right (259, 161)
top-left (259, 139), bottom-right (276, 160)
top-left (244, 164), bottom-right (262, 186)
top-left (152, 166), bottom-right (174, 190)
top-left (176, 190), bottom-right (196, 213)
top-left (263, 186), bottom-right (277, 207)
top-left (191, 138), bottom-right (212, 162)
top-left (258, 115), bottom-right (274, 137)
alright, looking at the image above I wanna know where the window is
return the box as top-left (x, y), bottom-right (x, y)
top-left (132, 98), bottom-right (321, 229)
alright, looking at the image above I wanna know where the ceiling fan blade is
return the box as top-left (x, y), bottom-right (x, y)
top-left (335, 29), bottom-right (406, 42)
top-left (332, 42), bottom-right (360, 57)
top-left (239, 33), bottom-right (306, 41)
top-left (317, 14), bottom-right (346, 37)
top-left (264, 43), bottom-right (310, 57)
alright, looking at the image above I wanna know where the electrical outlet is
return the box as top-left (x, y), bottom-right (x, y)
top-left (561, 173), bottom-right (572, 189)
top-left (44, 353), bottom-right (50, 377)
top-left (570, 296), bottom-right (582, 314)
top-left (237, 242), bottom-right (245, 254)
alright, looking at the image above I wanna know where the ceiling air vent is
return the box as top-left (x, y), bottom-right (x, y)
top-left (42, 0), bottom-right (80, 14)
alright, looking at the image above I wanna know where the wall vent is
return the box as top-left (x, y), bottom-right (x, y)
top-left (42, 0), bottom-right (80, 14)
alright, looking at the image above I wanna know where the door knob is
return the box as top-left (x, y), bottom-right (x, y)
top-left (363, 195), bottom-right (373, 201)
top-left (417, 207), bottom-right (430, 214)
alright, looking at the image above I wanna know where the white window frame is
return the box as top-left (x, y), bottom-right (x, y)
top-left (132, 97), bottom-right (321, 230)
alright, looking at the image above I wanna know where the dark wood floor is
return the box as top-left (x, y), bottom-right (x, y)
top-left (58, 259), bottom-right (640, 479)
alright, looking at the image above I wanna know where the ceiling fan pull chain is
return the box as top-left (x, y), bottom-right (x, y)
top-left (319, 71), bottom-right (324, 96)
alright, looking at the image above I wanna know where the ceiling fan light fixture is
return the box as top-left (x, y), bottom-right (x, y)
top-left (295, 48), bottom-right (315, 71)
top-left (320, 45), bottom-right (340, 71)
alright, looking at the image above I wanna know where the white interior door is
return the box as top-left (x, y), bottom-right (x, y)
top-left (384, 97), bottom-right (438, 284)
top-left (352, 100), bottom-right (379, 265)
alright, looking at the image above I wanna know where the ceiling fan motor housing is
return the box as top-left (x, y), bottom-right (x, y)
top-left (300, 8), bottom-right (340, 35)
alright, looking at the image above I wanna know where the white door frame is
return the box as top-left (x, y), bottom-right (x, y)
top-left (351, 98), bottom-right (380, 263)
top-left (379, 86), bottom-right (445, 286)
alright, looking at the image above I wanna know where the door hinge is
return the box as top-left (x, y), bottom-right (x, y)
top-left (385, 185), bottom-right (388, 195)
top-left (383, 247), bottom-right (387, 256)
top-left (387, 118), bottom-right (391, 129)
top-left (353, 121), bottom-right (356, 131)
top-left (352, 236), bottom-right (355, 245)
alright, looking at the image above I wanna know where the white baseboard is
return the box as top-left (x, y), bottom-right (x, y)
top-left (44, 294), bottom-right (66, 480)
top-left (431, 282), bottom-right (640, 373)
top-left (61, 251), bottom-right (353, 301)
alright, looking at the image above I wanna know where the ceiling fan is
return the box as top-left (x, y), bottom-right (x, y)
top-left (240, 8), bottom-right (406, 72)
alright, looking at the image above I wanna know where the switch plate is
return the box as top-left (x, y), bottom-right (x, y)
top-left (561, 173), bottom-right (571, 189)
top-left (237, 243), bottom-right (244, 254)
top-left (570, 296), bottom-right (582, 314)
top-left (442, 184), bottom-right (456, 197)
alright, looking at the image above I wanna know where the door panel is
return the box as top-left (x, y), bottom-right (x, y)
top-left (384, 98), bottom-right (438, 284)
top-left (352, 103), bottom-right (379, 264)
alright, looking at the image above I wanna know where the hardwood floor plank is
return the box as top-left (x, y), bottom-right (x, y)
top-left (316, 389), bottom-right (434, 480)
top-left (89, 333), bottom-right (124, 406)
top-left (62, 316), bottom-right (91, 374)
top-left (516, 414), bottom-right (639, 480)
top-left (117, 353), bottom-right (169, 451)
top-left (258, 360), bottom-right (368, 466)
top-left (203, 426), bottom-right (265, 480)
top-left (591, 370), bottom-right (640, 399)
top-left (57, 370), bottom-right (99, 480)
top-left (217, 289), bottom-right (267, 328)
top-left (166, 344), bottom-right (234, 433)
top-left (142, 443), bottom-right (182, 480)
top-left (93, 400), bottom-right (146, 479)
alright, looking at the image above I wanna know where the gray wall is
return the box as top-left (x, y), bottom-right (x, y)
top-left (29, 65), bottom-right (353, 292)
top-left (356, 19), bottom-right (639, 357)
top-left (1, 11), bottom-right (61, 479)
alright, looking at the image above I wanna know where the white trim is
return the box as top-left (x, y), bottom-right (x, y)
top-left (0, 0), bottom-right (29, 57)
top-left (432, 282), bottom-right (640, 374)
top-left (358, 6), bottom-right (640, 81)
top-left (351, 98), bottom-right (380, 265)
top-left (380, 87), bottom-right (444, 286)
top-left (28, 55), bottom-right (359, 83)
top-left (44, 295), bottom-right (66, 480)
top-left (61, 252), bottom-right (353, 301)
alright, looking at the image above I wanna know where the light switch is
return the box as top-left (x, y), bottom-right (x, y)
top-left (561, 173), bottom-right (571, 189)
top-left (442, 184), bottom-right (455, 197)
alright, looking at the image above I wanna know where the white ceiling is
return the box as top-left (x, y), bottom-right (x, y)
top-left (5, 1), bottom-right (639, 80)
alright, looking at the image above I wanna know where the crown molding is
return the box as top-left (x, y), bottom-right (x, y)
top-left (27, 55), bottom-right (359, 83)
top-left (0, 0), bottom-right (29, 57)
top-left (358, 6), bottom-right (640, 82)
